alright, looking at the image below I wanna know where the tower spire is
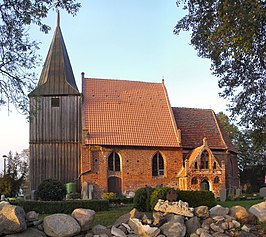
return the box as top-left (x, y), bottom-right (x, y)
top-left (56, 7), bottom-right (60, 27)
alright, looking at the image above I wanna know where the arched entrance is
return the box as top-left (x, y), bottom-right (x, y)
top-left (200, 179), bottom-right (210, 191)
top-left (108, 176), bottom-right (121, 196)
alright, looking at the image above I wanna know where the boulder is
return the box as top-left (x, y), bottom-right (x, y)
top-left (185, 216), bottom-right (201, 234)
top-left (229, 205), bottom-right (251, 224)
top-left (194, 206), bottom-right (209, 219)
top-left (128, 218), bottom-right (160, 237)
top-left (72, 208), bottom-right (95, 231)
top-left (26, 211), bottom-right (39, 222)
top-left (5, 227), bottom-right (47, 237)
top-left (154, 199), bottom-right (193, 217)
top-left (92, 224), bottom-right (110, 235)
top-left (111, 226), bottom-right (127, 237)
top-left (113, 212), bottom-right (130, 227)
top-left (0, 205), bottom-right (27, 235)
top-left (160, 215), bottom-right (186, 237)
top-left (0, 200), bottom-right (10, 211)
top-left (43, 213), bottom-right (81, 237)
top-left (209, 205), bottom-right (229, 217)
top-left (248, 201), bottom-right (266, 222)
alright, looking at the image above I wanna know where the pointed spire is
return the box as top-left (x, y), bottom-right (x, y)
top-left (29, 11), bottom-right (79, 96)
top-left (57, 8), bottom-right (60, 27)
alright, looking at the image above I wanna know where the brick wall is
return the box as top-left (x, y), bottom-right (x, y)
top-left (81, 145), bottom-right (183, 198)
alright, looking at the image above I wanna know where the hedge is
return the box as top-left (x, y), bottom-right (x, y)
top-left (12, 199), bottom-right (109, 214)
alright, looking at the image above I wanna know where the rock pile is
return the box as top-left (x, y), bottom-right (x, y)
top-left (0, 200), bottom-right (265, 237)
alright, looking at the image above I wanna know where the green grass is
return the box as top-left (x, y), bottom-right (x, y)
top-left (92, 204), bottom-right (134, 227)
top-left (216, 199), bottom-right (263, 209)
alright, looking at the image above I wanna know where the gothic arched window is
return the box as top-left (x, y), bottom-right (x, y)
top-left (108, 152), bottom-right (120, 171)
top-left (200, 150), bottom-right (209, 169)
top-left (152, 152), bottom-right (164, 176)
top-left (214, 176), bottom-right (219, 184)
top-left (191, 177), bottom-right (198, 185)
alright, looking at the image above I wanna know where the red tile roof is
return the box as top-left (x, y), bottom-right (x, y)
top-left (172, 107), bottom-right (236, 152)
top-left (82, 78), bottom-right (181, 147)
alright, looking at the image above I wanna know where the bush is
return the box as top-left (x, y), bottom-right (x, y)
top-left (177, 190), bottom-right (216, 208)
top-left (13, 199), bottom-right (109, 214)
top-left (133, 187), bottom-right (154, 212)
top-left (102, 192), bottom-right (116, 199)
top-left (150, 186), bottom-right (172, 210)
top-left (37, 179), bottom-right (67, 201)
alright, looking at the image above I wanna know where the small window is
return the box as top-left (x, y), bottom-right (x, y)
top-left (213, 162), bottom-right (217, 169)
top-left (191, 177), bottom-right (198, 185)
top-left (152, 152), bottom-right (164, 176)
top-left (108, 152), bottom-right (120, 172)
top-left (51, 98), bottom-right (60, 107)
top-left (194, 161), bottom-right (198, 169)
top-left (214, 176), bottom-right (219, 184)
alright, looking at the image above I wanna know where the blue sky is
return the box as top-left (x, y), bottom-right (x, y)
top-left (0, 0), bottom-right (228, 170)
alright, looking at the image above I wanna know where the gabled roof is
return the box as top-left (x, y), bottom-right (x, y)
top-left (29, 12), bottom-right (79, 97)
top-left (172, 107), bottom-right (237, 152)
top-left (82, 78), bottom-right (181, 147)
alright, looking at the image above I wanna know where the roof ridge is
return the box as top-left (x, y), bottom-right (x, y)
top-left (162, 82), bottom-right (181, 146)
top-left (211, 110), bottom-right (228, 150)
top-left (85, 77), bottom-right (162, 84)
top-left (172, 107), bottom-right (213, 111)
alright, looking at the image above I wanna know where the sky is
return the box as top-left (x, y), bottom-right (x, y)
top-left (0, 0), bottom-right (229, 171)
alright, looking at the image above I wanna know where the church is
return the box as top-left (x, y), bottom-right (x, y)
top-left (28, 14), bottom-right (239, 198)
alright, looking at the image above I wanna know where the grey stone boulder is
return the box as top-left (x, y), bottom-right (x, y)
top-left (0, 200), bottom-right (10, 211)
top-left (185, 216), bottom-right (201, 234)
top-left (248, 201), bottom-right (266, 222)
top-left (229, 205), bottom-right (252, 224)
top-left (209, 205), bottom-right (229, 217)
top-left (72, 208), bottom-right (95, 231)
top-left (113, 212), bottom-right (130, 227)
top-left (128, 218), bottom-right (160, 237)
top-left (194, 206), bottom-right (209, 219)
top-left (159, 215), bottom-right (186, 237)
top-left (5, 227), bottom-right (47, 237)
top-left (0, 205), bottom-right (27, 235)
top-left (43, 213), bottom-right (81, 237)
top-left (26, 211), bottom-right (39, 222)
top-left (111, 226), bottom-right (127, 237)
top-left (92, 224), bottom-right (110, 235)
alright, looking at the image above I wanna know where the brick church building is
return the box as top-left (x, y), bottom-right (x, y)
top-left (29, 14), bottom-right (239, 198)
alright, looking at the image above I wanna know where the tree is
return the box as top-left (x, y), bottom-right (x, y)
top-left (217, 112), bottom-right (265, 169)
top-left (174, 1), bottom-right (266, 150)
top-left (0, 150), bottom-right (28, 197)
top-left (0, 0), bottom-right (81, 114)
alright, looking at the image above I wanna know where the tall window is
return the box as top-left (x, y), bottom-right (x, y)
top-left (200, 150), bottom-right (209, 169)
top-left (108, 152), bottom-right (120, 171)
top-left (152, 152), bottom-right (164, 176)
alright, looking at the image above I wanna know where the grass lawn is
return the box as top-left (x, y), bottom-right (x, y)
top-left (216, 199), bottom-right (263, 209)
top-left (92, 204), bottom-right (134, 227)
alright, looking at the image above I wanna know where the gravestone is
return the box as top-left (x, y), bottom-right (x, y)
top-left (235, 188), bottom-right (241, 197)
top-left (30, 190), bottom-right (36, 200)
top-left (166, 189), bottom-right (178, 202)
top-left (81, 182), bottom-right (88, 200)
top-left (259, 187), bottom-right (266, 200)
top-left (219, 188), bottom-right (227, 202)
top-left (88, 183), bottom-right (93, 200)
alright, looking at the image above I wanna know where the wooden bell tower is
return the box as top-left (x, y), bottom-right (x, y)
top-left (28, 12), bottom-right (81, 190)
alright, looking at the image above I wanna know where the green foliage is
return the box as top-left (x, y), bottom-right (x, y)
top-left (0, 151), bottom-right (28, 197)
top-left (102, 192), bottom-right (117, 200)
top-left (150, 186), bottom-right (172, 210)
top-left (177, 190), bottom-right (216, 208)
top-left (133, 187), bottom-right (154, 212)
top-left (37, 179), bottom-right (66, 201)
top-left (13, 199), bottom-right (109, 214)
top-left (175, 1), bottom-right (266, 150)
top-left (0, 0), bottom-right (81, 113)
